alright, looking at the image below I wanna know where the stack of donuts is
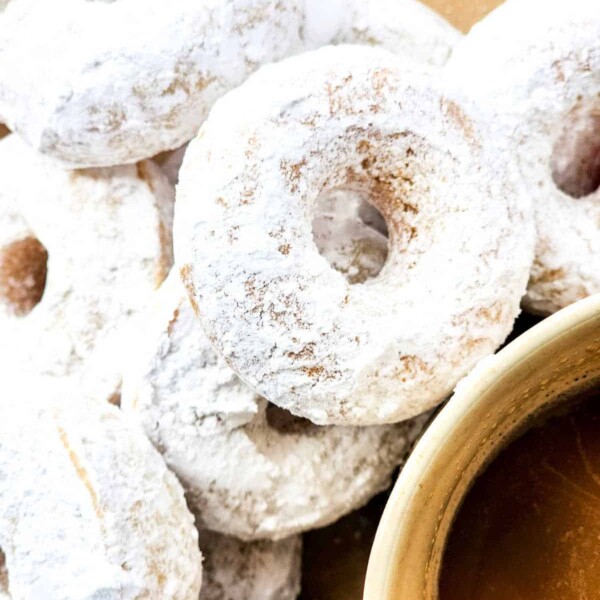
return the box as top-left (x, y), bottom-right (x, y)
top-left (0, 0), bottom-right (597, 597)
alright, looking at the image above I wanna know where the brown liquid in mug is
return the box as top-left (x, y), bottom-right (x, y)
top-left (439, 393), bottom-right (600, 600)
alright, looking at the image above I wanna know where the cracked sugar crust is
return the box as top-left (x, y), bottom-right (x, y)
top-left (174, 44), bottom-right (535, 426)
top-left (444, 0), bottom-right (600, 315)
top-left (0, 0), bottom-right (459, 168)
top-left (0, 134), bottom-right (174, 402)
top-left (199, 531), bottom-right (301, 600)
top-left (121, 273), bottom-right (429, 540)
top-left (0, 379), bottom-right (202, 600)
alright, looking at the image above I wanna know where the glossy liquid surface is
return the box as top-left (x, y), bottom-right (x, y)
top-left (440, 394), bottom-right (600, 600)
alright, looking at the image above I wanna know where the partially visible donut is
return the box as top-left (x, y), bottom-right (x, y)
top-left (0, 0), bottom-right (459, 167)
top-left (175, 44), bottom-right (534, 426)
top-left (0, 134), bottom-right (174, 401)
top-left (444, 0), bottom-right (600, 314)
top-left (0, 380), bottom-right (202, 599)
top-left (121, 272), bottom-right (428, 540)
top-left (199, 531), bottom-right (301, 600)
top-left (305, 0), bottom-right (461, 66)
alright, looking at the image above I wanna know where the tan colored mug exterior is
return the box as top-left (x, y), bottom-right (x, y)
top-left (364, 294), bottom-right (600, 600)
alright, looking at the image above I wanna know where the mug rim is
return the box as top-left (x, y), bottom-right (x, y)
top-left (363, 293), bottom-right (600, 599)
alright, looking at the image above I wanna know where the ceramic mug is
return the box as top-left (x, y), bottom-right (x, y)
top-left (363, 294), bottom-right (600, 599)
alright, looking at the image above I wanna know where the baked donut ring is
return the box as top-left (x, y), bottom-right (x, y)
top-left (0, 0), bottom-right (459, 167)
top-left (199, 531), bottom-right (301, 600)
top-left (121, 272), bottom-right (427, 540)
top-left (445, 0), bottom-right (600, 315)
top-left (0, 134), bottom-right (173, 400)
top-left (175, 45), bottom-right (534, 426)
top-left (0, 381), bottom-right (202, 599)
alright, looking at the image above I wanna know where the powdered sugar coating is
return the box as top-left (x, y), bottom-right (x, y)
top-left (121, 273), bottom-right (428, 539)
top-left (199, 531), bottom-right (301, 600)
top-left (0, 380), bottom-right (202, 599)
top-left (0, 134), bottom-right (174, 401)
top-left (0, 0), bottom-right (459, 167)
top-left (175, 45), bottom-right (534, 425)
top-left (304, 0), bottom-right (460, 66)
top-left (445, 0), bottom-right (600, 315)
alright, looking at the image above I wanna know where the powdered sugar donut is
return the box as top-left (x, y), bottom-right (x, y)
top-left (121, 272), bottom-right (427, 540)
top-left (0, 380), bottom-right (202, 599)
top-left (0, 0), bottom-right (459, 168)
top-left (445, 0), bottom-right (600, 315)
top-left (0, 134), bottom-right (173, 400)
top-left (175, 44), bottom-right (534, 426)
top-left (305, 0), bottom-right (460, 66)
top-left (199, 531), bottom-right (301, 600)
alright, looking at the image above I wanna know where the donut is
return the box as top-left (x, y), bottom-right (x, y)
top-left (444, 0), bottom-right (600, 315)
top-left (121, 272), bottom-right (428, 540)
top-left (0, 0), bottom-right (459, 167)
top-left (306, 0), bottom-right (461, 66)
top-left (199, 531), bottom-right (301, 600)
top-left (174, 44), bottom-right (534, 426)
top-left (0, 134), bottom-right (174, 401)
top-left (0, 380), bottom-right (202, 599)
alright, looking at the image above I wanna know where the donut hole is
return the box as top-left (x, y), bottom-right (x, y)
top-left (265, 403), bottom-right (319, 435)
top-left (312, 188), bottom-right (388, 285)
top-left (0, 236), bottom-right (48, 316)
top-left (0, 549), bottom-right (9, 597)
top-left (551, 104), bottom-right (600, 198)
top-left (357, 198), bottom-right (389, 237)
